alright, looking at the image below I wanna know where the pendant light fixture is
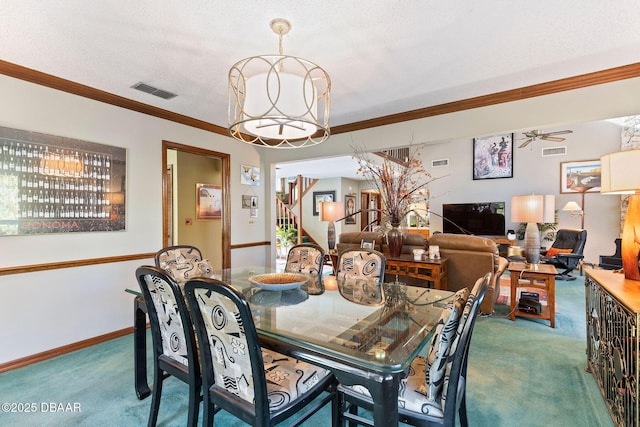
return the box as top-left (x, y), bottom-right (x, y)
top-left (228, 18), bottom-right (331, 148)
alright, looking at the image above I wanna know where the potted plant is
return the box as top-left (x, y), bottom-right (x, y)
top-left (276, 224), bottom-right (297, 258)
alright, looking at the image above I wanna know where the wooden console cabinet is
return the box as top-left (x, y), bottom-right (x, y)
top-left (585, 269), bottom-right (640, 427)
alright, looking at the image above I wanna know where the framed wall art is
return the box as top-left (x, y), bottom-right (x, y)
top-left (344, 194), bottom-right (357, 224)
top-left (560, 160), bottom-right (601, 193)
top-left (473, 133), bottom-right (513, 180)
top-left (196, 184), bottom-right (222, 219)
top-left (0, 125), bottom-right (127, 236)
top-left (312, 190), bottom-right (335, 216)
top-left (240, 165), bottom-right (260, 186)
top-left (241, 195), bottom-right (258, 209)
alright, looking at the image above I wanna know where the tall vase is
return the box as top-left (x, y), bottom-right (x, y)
top-left (386, 222), bottom-right (403, 258)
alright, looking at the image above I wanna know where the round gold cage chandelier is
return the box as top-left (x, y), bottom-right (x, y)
top-left (228, 18), bottom-right (331, 148)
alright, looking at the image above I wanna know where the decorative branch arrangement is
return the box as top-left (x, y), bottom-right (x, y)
top-left (352, 144), bottom-right (441, 226)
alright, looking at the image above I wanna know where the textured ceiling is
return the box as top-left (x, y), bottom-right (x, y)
top-left (2, 1), bottom-right (640, 131)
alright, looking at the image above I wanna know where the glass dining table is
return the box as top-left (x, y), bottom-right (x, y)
top-left (126, 266), bottom-right (454, 426)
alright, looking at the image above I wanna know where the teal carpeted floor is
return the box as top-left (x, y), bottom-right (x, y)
top-left (0, 274), bottom-right (614, 426)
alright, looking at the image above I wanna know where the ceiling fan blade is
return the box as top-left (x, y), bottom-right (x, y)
top-left (545, 130), bottom-right (573, 136)
top-left (542, 136), bottom-right (565, 142)
top-left (519, 139), bottom-right (532, 148)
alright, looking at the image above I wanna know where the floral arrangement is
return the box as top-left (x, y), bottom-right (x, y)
top-left (353, 145), bottom-right (438, 226)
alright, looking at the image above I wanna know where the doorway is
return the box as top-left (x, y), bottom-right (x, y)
top-left (162, 140), bottom-right (231, 268)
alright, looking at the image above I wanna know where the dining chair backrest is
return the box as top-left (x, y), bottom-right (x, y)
top-left (155, 245), bottom-right (214, 281)
top-left (136, 265), bottom-right (197, 368)
top-left (154, 245), bottom-right (203, 270)
top-left (335, 248), bottom-right (386, 281)
top-left (335, 248), bottom-right (386, 305)
top-left (438, 272), bottom-right (490, 423)
top-left (285, 243), bottom-right (325, 276)
top-left (184, 277), bottom-right (337, 427)
top-left (134, 265), bottom-right (201, 426)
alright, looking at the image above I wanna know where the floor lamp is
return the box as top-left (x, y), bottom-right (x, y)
top-left (511, 194), bottom-right (555, 267)
top-left (319, 201), bottom-right (344, 251)
top-left (600, 149), bottom-right (640, 281)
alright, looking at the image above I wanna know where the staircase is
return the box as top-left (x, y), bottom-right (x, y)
top-left (276, 175), bottom-right (319, 245)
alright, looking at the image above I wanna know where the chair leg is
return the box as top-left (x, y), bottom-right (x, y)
top-left (459, 392), bottom-right (469, 427)
top-left (331, 384), bottom-right (341, 427)
top-left (348, 402), bottom-right (359, 427)
top-left (147, 367), bottom-right (164, 427)
top-left (202, 398), bottom-right (216, 427)
top-left (186, 383), bottom-right (200, 427)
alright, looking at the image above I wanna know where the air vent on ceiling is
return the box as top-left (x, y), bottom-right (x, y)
top-left (431, 158), bottom-right (449, 167)
top-left (131, 82), bottom-right (177, 100)
top-left (541, 146), bottom-right (567, 157)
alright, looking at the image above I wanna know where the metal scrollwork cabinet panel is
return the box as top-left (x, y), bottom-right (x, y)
top-left (585, 269), bottom-right (640, 427)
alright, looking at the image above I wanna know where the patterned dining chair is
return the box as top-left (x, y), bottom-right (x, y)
top-left (154, 245), bottom-right (212, 281)
top-left (337, 273), bottom-right (491, 427)
top-left (154, 245), bottom-right (203, 269)
top-left (285, 243), bottom-right (325, 294)
top-left (134, 266), bottom-right (202, 427)
top-left (335, 248), bottom-right (386, 305)
top-left (184, 277), bottom-right (339, 427)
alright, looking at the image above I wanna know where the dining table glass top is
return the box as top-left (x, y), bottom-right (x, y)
top-left (129, 265), bottom-right (454, 373)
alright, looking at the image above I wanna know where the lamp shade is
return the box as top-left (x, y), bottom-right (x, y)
top-left (243, 71), bottom-right (319, 140)
top-left (228, 19), bottom-right (330, 148)
top-left (600, 149), bottom-right (640, 194)
top-left (511, 194), bottom-right (555, 223)
top-left (562, 201), bottom-right (582, 212)
top-left (319, 202), bottom-right (344, 222)
top-left (600, 149), bottom-right (640, 280)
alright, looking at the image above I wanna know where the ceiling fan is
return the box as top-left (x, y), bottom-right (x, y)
top-left (518, 129), bottom-right (573, 148)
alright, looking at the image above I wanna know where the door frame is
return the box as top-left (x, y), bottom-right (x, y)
top-left (162, 140), bottom-right (231, 268)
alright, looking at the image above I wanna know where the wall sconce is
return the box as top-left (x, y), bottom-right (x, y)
top-left (319, 201), bottom-right (344, 251)
top-left (600, 149), bottom-right (640, 281)
top-left (562, 201), bottom-right (584, 229)
top-left (511, 194), bottom-right (555, 266)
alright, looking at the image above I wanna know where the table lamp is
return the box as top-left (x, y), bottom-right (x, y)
top-left (600, 149), bottom-right (640, 281)
top-left (319, 201), bottom-right (344, 251)
top-left (511, 194), bottom-right (555, 266)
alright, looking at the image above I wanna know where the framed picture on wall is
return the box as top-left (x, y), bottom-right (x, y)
top-left (240, 165), bottom-right (260, 186)
top-left (560, 160), bottom-right (601, 193)
top-left (196, 184), bottom-right (222, 219)
top-left (313, 191), bottom-right (335, 216)
top-left (241, 195), bottom-right (258, 209)
top-left (344, 194), bottom-right (357, 224)
top-left (473, 133), bottom-right (513, 180)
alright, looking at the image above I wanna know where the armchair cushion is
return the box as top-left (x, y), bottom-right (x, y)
top-left (545, 247), bottom-right (572, 257)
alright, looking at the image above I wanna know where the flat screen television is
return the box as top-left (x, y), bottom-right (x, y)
top-left (442, 202), bottom-right (505, 236)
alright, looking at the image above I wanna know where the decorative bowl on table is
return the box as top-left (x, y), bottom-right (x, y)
top-left (248, 272), bottom-right (308, 291)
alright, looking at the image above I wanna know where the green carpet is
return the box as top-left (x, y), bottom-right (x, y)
top-left (0, 274), bottom-right (614, 426)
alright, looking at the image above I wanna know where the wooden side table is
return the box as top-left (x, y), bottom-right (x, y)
top-left (508, 262), bottom-right (558, 328)
top-left (385, 255), bottom-right (447, 290)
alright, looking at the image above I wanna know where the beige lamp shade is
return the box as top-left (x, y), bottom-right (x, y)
top-left (319, 202), bottom-right (344, 222)
top-left (600, 149), bottom-right (640, 194)
top-left (600, 149), bottom-right (640, 281)
top-left (511, 194), bottom-right (555, 223)
top-left (562, 201), bottom-right (582, 212)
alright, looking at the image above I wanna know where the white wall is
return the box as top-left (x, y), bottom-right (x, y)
top-left (422, 120), bottom-right (621, 262)
top-left (262, 77), bottom-right (640, 266)
top-left (0, 75), bottom-right (267, 363)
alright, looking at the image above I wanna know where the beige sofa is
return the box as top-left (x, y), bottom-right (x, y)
top-left (336, 231), bottom-right (427, 255)
top-left (429, 233), bottom-right (508, 315)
